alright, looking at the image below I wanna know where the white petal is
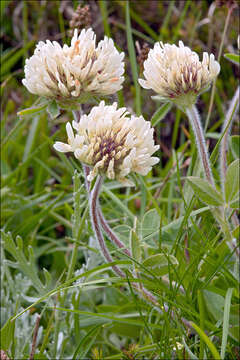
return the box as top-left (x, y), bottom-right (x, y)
top-left (53, 142), bottom-right (72, 152)
top-left (66, 122), bottom-right (74, 144)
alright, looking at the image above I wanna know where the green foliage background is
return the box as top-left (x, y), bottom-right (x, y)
top-left (1, 1), bottom-right (239, 359)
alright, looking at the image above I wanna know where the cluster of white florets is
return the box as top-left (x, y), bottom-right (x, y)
top-left (139, 41), bottom-right (220, 108)
top-left (54, 102), bottom-right (159, 185)
top-left (22, 28), bottom-right (124, 104)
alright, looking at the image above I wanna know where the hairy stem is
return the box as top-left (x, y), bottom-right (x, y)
top-left (83, 164), bottom-right (131, 256)
top-left (98, 210), bottom-right (132, 257)
top-left (187, 105), bottom-right (238, 253)
top-left (186, 105), bottom-right (215, 186)
top-left (90, 176), bottom-right (125, 277)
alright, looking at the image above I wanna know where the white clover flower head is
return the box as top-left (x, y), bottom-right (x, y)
top-left (22, 28), bottom-right (124, 106)
top-left (54, 101), bottom-right (159, 185)
top-left (139, 41), bottom-right (220, 109)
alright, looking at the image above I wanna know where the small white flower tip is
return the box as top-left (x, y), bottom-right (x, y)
top-left (151, 157), bottom-right (160, 166)
top-left (138, 78), bottom-right (148, 89)
top-left (53, 142), bottom-right (72, 153)
top-left (73, 28), bottom-right (78, 37)
top-left (214, 61), bottom-right (221, 76)
top-left (66, 122), bottom-right (74, 142)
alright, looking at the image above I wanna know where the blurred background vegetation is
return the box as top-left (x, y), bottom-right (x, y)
top-left (1, 1), bottom-right (239, 359)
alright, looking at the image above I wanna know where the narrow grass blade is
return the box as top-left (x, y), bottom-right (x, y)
top-left (151, 103), bottom-right (172, 127)
top-left (197, 290), bottom-right (205, 359)
top-left (118, 0), bottom-right (158, 40)
top-left (11, 261), bottom-right (131, 321)
top-left (73, 325), bottom-right (101, 359)
top-left (173, 0), bottom-right (191, 42)
top-left (99, 0), bottom-right (111, 37)
top-left (125, 1), bottom-right (141, 115)
top-left (210, 91), bottom-right (239, 166)
top-left (220, 288), bottom-right (233, 359)
top-left (0, 41), bottom-right (34, 80)
top-left (190, 321), bottom-right (221, 359)
top-left (22, 116), bottom-right (40, 161)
